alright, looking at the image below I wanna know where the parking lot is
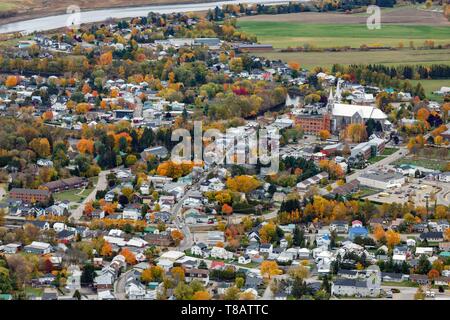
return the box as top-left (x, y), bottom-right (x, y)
top-left (364, 180), bottom-right (441, 206)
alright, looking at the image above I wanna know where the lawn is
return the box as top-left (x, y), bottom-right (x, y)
top-left (52, 177), bottom-right (98, 202)
top-left (352, 187), bottom-right (380, 199)
top-left (24, 286), bottom-right (43, 297)
top-left (253, 49), bottom-right (450, 70)
top-left (393, 158), bottom-right (447, 171)
top-left (367, 155), bottom-right (386, 164)
top-left (410, 79), bottom-right (450, 102)
top-left (393, 147), bottom-right (450, 171)
top-left (382, 147), bottom-right (399, 156)
top-left (237, 22), bottom-right (450, 49)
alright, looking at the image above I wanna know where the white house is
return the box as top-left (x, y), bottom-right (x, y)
top-left (210, 246), bottom-right (233, 260)
top-left (238, 255), bottom-right (251, 265)
top-left (259, 243), bottom-right (273, 254)
top-left (191, 243), bottom-right (208, 257)
top-left (53, 222), bottom-right (67, 233)
top-left (123, 207), bottom-right (141, 220)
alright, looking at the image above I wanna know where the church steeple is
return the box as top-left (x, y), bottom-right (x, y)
top-left (335, 78), bottom-right (342, 103)
top-left (326, 87), bottom-right (334, 112)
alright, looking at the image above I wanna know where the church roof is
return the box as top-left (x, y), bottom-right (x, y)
top-left (332, 103), bottom-right (387, 120)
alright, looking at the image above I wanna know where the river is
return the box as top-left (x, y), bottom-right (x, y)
top-left (0, 0), bottom-right (295, 34)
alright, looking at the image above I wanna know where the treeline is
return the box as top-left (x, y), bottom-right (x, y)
top-left (206, 0), bottom-right (400, 21)
top-left (333, 63), bottom-right (450, 81)
top-left (330, 63), bottom-right (450, 94)
top-left (206, 2), bottom-right (310, 21)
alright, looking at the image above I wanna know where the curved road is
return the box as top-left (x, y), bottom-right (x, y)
top-left (69, 169), bottom-right (112, 221)
top-left (0, 0), bottom-right (295, 34)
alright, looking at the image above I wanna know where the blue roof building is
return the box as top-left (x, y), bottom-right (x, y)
top-left (348, 226), bottom-right (369, 240)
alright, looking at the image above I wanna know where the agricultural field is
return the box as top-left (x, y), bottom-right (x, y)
top-left (236, 21), bottom-right (450, 49)
top-left (236, 6), bottom-right (450, 69)
top-left (410, 79), bottom-right (450, 102)
top-left (0, 3), bottom-right (17, 12)
top-left (238, 6), bottom-right (450, 26)
top-left (256, 49), bottom-right (450, 70)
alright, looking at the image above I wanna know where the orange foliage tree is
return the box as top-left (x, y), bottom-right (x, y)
top-left (121, 248), bottom-right (137, 265)
top-left (77, 138), bottom-right (95, 154)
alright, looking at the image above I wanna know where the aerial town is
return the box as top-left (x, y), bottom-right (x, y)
top-left (0, 0), bottom-right (449, 301)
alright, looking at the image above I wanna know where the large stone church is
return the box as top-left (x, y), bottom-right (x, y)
top-left (327, 79), bottom-right (390, 133)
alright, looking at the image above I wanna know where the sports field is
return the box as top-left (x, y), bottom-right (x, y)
top-left (236, 21), bottom-right (450, 49)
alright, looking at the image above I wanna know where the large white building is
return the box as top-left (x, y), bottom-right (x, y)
top-left (328, 79), bottom-right (389, 133)
top-left (357, 171), bottom-right (405, 189)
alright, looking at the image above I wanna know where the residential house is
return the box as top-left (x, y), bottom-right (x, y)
top-left (185, 268), bottom-right (209, 285)
top-left (24, 241), bottom-right (52, 254)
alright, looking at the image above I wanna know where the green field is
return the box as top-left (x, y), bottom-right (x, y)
top-left (368, 155), bottom-right (386, 164)
top-left (237, 22), bottom-right (450, 49)
top-left (410, 79), bottom-right (450, 102)
top-left (393, 158), bottom-right (447, 171)
top-left (393, 147), bottom-right (450, 171)
top-left (0, 3), bottom-right (17, 11)
top-left (52, 177), bottom-right (98, 202)
top-left (382, 148), bottom-right (399, 156)
top-left (255, 49), bottom-right (450, 70)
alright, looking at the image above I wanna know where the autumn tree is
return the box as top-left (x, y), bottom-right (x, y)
top-left (259, 222), bottom-right (277, 244)
top-left (5, 75), bottom-right (18, 87)
top-left (226, 175), bottom-right (261, 193)
top-left (385, 229), bottom-right (401, 248)
top-left (428, 269), bottom-right (440, 280)
top-left (77, 138), bottom-right (95, 154)
top-left (100, 241), bottom-right (112, 257)
top-left (121, 248), bottom-right (136, 265)
top-left (260, 260), bottom-right (281, 279)
top-left (29, 138), bottom-right (51, 158)
top-left (171, 229), bottom-right (185, 246)
top-left (193, 291), bottom-right (211, 300)
top-left (373, 224), bottom-right (385, 242)
top-left (99, 51), bottom-right (113, 65)
top-left (171, 266), bottom-right (185, 283)
top-left (318, 130), bottom-right (331, 141)
top-left (288, 265), bottom-right (309, 280)
top-left (345, 124), bottom-right (368, 143)
top-left (416, 108), bottom-right (430, 122)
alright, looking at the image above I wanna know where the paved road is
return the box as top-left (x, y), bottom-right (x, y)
top-left (422, 179), bottom-right (450, 206)
top-left (114, 268), bottom-right (135, 299)
top-left (172, 169), bottom-right (213, 251)
top-left (69, 169), bottom-right (112, 221)
top-left (0, 0), bottom-right (295, 34)
top-left (346, 146), bottom-right (408, 182)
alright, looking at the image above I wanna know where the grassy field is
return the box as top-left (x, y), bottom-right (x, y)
top-left (393, 158), bottom-right (447, 171)
top-left (368, 155), bottom-right (386, 164)
top-left (393, 147), bottom-right (450, 171)
top-left (0, 3), bottom-right (17, 11)
top-left (52, 176), bottom-right (98, 202)
top-left (237, 21), bottom-right (450, 49)
top-left (254, 49), bottom-right (450, 70)
top-left (382, 147), bottom-right (399, 156)
top-left (410, 79), bottom-right (450, 102)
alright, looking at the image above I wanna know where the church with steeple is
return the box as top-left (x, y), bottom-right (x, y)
top-left (327, 78), bottom-right (389, 133)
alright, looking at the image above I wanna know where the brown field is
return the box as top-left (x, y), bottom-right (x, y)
top-left (0, 0), bottom-right (212, 24)
top-left (239, 6), bottom-right (450, 26)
